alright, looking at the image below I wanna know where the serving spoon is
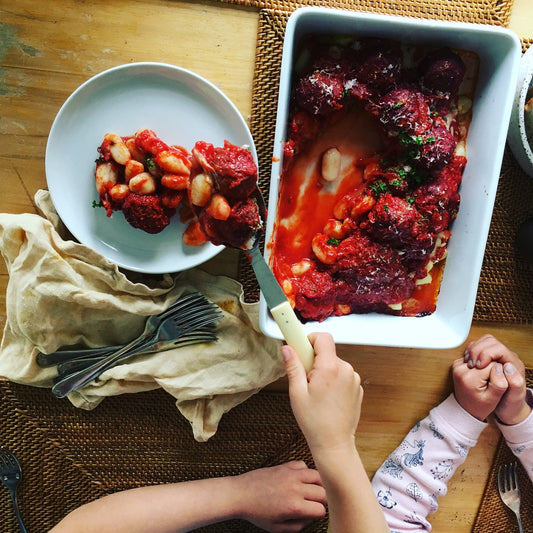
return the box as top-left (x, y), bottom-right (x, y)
top-left (195, 188), bottom-right (314, 372)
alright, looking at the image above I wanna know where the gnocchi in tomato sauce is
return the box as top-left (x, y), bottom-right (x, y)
top-left (269, 35), bottom-right (479, 321)
top-left (94, 129), bottom-right (260, 248)
top-left (95, 129), bottom-right (191, 234)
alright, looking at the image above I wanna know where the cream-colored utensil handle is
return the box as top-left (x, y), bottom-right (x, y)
top-left (270, 300), bottom-right (314, 372)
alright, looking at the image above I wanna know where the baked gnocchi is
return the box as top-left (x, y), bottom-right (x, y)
top-left (94, 130), bottom-right (261, 249)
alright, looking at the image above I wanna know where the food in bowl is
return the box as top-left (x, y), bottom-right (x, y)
top-left (188, 140), bottom-right (262, 250)
top-left (269, 34), bottom-right (478, 322)
top-left (95, 129), bottom-right (190, 234)
top-left (94, 129), bottom-right (261, 247)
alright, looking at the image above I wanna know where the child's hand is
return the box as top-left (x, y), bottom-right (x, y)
top-left (452, 357), bottom-right (508, 421)
top-left (282, 332), bottom-right (363, 456)
top-left (463, 335), bottom-right (531, 425)
top-left (237, 461), bottom-right (326, 531)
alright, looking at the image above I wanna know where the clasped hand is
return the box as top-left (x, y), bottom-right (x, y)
top-left (453, 334), bottom-right (531, 424)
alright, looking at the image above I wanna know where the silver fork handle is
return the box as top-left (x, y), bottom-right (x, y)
top-left (55, 332), bottom-right (218, 377)
top-left (53, 339), bottom-right (161, 391)
top-left (37, 346), bottom-right (119, 366)
top-left (51, 333), bottom-right (156, 398)
top-left (9, 490), bottom-right (27, 533)
top-left (515, 510), bottom-right (524, 533)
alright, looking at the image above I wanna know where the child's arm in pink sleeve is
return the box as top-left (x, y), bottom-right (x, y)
top-left (372, 394), bottom-right (486, 532)
top-left (496, 388), bottom-right (533, 483)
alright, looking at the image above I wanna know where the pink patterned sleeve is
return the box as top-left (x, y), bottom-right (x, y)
top-left (371, 394), bottom-right (486, 532)
top-left (496, 388), bottom-right (533, 483)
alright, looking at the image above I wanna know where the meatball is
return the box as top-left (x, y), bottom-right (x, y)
top-left (198, 197), bottom-right (261, 249)
top-left (210, 142), bottom-right (257, 200)
top-left (368, 87), bottom-right (432, 137)
top-left (192, 141), bottom-right (257, 201)
top-left (331, 231), bottom-right (415, 311)
top-left (292, 269), bottom-right (336, 322)
top-left (415, 119), bottom-right (457, 172)
top-left (361, 194), bottom-right (435, 270)
top-left (122, 193), bottom-right (172, 234)
top-left (283, 110), bottom-right (321, 163)
top-left (295, 65), bottom-right (345, 116)
top-left (414, 153), bottom-right (465, 231)
top-left (346, 38), bottom-right (403, 94)
top-left (419, 47), bottom-right (466, 96)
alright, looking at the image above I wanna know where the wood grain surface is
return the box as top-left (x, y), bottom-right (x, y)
top-left (0, 1), bottom-right (532, 531)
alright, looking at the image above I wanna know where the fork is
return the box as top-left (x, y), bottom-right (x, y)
top-left (54, 329), bottom-right (218, 378)
top-left (0, 447), bottom-right (28, 533)
top-left (498, 462), bottom-right (524, 533)
top-left (52, 302), bottom-right (222, 398)
top-left (37, 291), bottom-right (215, 367)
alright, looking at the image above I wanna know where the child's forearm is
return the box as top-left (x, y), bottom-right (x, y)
top-left (49, 476), bottom-right (246, 533)
top-left (372, 394), bottom-right (486, 531)
top-left (313, 444), bottom-right (390, 533)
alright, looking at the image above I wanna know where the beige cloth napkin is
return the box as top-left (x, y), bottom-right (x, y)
top-left (0, 190), bottom-right (284, 441)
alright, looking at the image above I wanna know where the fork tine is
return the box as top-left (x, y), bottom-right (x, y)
top-left (174, 312), bottom-right (221, 334)
top-left (503, 464), bottom-right (510, 492)
top-left (172, 333), bottom-right (218, 348)
top-left (173, 303), bottom-right (221, 322)
top-left (512, 462), bottom-right (520, 493)
top-left (172, 307), bottom-right (219, 326)
top-left (0, 447), bottom-right (17, 469)
top-left (497, 465), bottom-right (502, 492)
top-left (158, 292), bottom-right (212, 319)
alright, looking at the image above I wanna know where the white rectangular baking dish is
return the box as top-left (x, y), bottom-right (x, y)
top-left (259, 7), bottom-right (521, 348)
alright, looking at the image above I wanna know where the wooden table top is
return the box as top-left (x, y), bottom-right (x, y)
top-left (0, 1), bottom-right (532, 531)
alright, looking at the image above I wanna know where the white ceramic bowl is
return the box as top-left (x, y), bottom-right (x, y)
top-left (259, 7), bottom-right (521, 349)
top-left (508, 45), bottom-right (533, 177)
top-left (46, 62), bottom-right (256, 274)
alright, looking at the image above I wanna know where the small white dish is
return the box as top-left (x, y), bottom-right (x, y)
top-left (508, 45), bottom-right (533, 177)
top-left (46, 62), bottom-right (256, 274)
top-left (259, 7), bottom-right (521, 349)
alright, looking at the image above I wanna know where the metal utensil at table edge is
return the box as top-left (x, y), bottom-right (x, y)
top-left (0, 447), bottom-right (27, 533)
top-left (498, 462), bottom-right (525, 533)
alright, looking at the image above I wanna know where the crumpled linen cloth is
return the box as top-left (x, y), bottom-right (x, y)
top-left (0, 190), bottom-right (284, 441)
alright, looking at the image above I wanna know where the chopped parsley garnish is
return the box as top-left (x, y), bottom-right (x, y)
top-left (92, 200), bottom-right (103, 208)
top-left (392, 167), bottom-right (408, 179)
top-left (369, 180), bottom-right (389, 195)
top-left (327, 237), bottom-right (340, 246)
top-left (145, 156), bottom-right (155, 169)
top-left (406, 168), bottom-right (427, 186)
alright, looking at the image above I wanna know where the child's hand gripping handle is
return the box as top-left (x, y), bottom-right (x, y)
top-left (270, 300), bottom-right (314, 373)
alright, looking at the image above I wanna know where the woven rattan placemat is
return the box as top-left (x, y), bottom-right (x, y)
top-left (223, 0), bottom-right (514, 24)
top-left (472, 368), bottom-right (533, 533)
top-left (238, 6), bottom-right (533, 326)
top-left (0, 379), bottom-right (326, 533)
